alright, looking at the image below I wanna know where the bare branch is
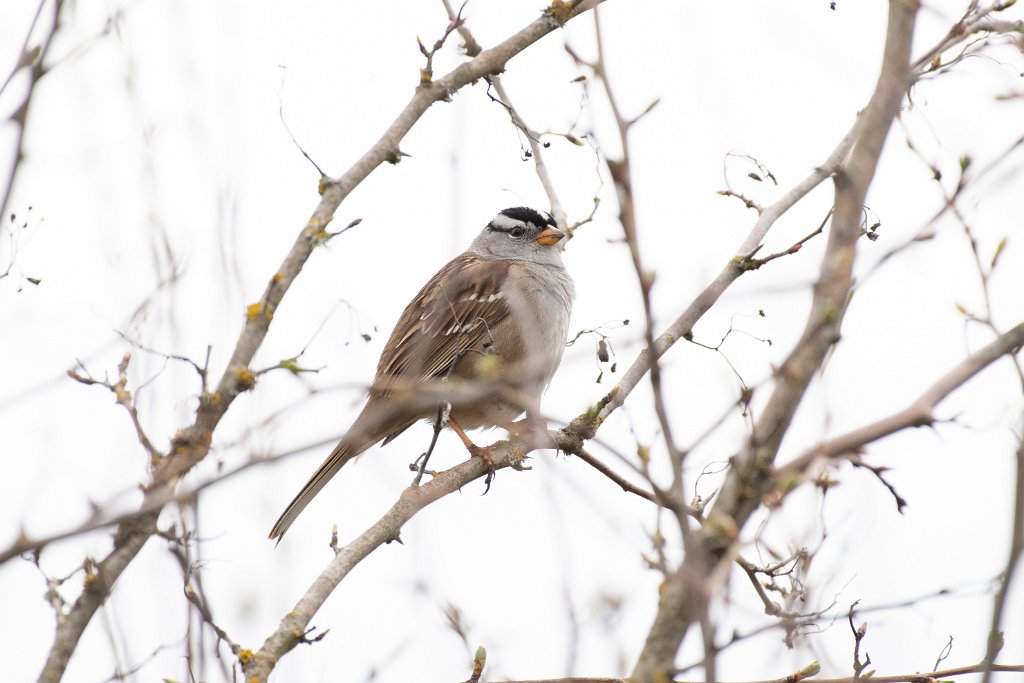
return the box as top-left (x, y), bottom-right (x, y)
top-left (775, 322), bottom-right (1024, 485)
top-left (629, 3), bottom-right (919, 679)
top-left (0, 0), bottom-right (65, 223)
top-left (586, 6), bottom-right (690, 537)
top-left (67, 353), bottom-right (162, 461)
top-left (982, 416), bottom-right (1024, 683)
top-left (571, 447), bottom-right (659, 505)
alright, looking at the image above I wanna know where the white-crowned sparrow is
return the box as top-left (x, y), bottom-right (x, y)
top-left (269, 207), bottom-right (574, 540)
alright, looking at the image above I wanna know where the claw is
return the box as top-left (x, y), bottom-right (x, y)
top-left (469, 444), bottom-right (497, 493)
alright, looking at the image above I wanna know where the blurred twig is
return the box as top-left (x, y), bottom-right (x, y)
top-left (0, 0), bottom-right (64, 224)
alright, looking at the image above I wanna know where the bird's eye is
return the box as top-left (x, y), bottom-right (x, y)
top-left (508, 226), bottom-right (526, 239)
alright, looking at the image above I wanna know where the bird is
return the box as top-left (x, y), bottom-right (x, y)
top-left (269, 207), bottom-right (575, 541)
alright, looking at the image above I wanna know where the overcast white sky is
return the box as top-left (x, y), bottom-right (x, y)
top-left (2, 1), bottom-right (1023, 681)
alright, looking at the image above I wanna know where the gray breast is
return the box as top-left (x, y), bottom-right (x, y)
top-left (505, 261), bottom-right (574, 389)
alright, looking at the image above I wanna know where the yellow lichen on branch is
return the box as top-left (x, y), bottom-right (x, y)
top-left (547, 0), bottom-right (574, 26)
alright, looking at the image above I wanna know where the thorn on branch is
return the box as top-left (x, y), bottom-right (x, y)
top-left (386, 149), bottom-right (411, 165)
top-left (299, 626), bottom-right (329, 645)
top-left (329, 217), bottom-right (362, 239)
top-left (850, 457), bottom-right (908, 513)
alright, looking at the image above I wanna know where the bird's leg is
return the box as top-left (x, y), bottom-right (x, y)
top-left (447, 414), bottom-right (478, 450)
top-left (412, 402), bottom-right (449, 485)
top-left (448, 415), bottom-right (497, 491)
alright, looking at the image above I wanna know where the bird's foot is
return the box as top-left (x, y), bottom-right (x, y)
top-left (469, 444), bottom-right (498, 493)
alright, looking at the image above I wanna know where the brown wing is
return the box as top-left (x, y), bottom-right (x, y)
top-left (374, 252), bottom-right (513, 389)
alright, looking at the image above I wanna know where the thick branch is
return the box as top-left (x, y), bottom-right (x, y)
top-left (629, 3), bottom-right (919, 680)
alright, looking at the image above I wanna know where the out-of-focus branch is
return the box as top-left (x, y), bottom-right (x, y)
top-left (585, 7), bottom-right (688, 517)
top-left (867, 130), bottom-right (1024, 285)
top-left (5, 376), bottom-right (575, 566)
top-left (982, 416), bottom-right (1024, 683)
top-left (481, 661), bottom-right (1024, 683)
top-left (67, 353), bottom-right (161, 461)
top-left (628, 3), bottom-right (919, 680)
top-left (911, 1), bottom-right (1021, 78)
top-left (0, 0), bottom-right (64, 224)
top-left (38, 510), bottom-right (159, 683)
top-left (35, 4), bottom-right (604, 682)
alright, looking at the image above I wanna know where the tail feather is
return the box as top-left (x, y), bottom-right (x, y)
top-left (268, 437), bottom-right (362, 542)
top-left (268, 401), bottom-right (417, 542)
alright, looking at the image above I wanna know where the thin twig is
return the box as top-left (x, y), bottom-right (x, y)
top-left (572, 448), bottom-right (658, 505)
top-left (0, 0), bottom-right (65, 225)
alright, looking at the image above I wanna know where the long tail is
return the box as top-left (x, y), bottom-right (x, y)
top-left (268, 401), bottom-right (415, 542)
top-left (272, 395), bottom-right (423, 540)
top-left (268, 437), bottom-right (364, 542)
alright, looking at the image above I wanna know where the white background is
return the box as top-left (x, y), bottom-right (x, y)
top-left (2, 1), bottom-right (1023, 681)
